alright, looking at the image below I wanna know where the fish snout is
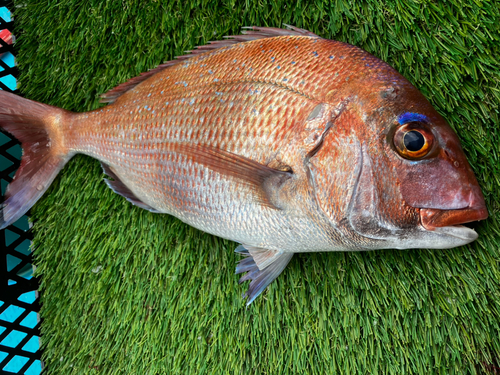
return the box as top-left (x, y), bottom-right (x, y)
top-left (420, 183), bottom-right (488, 230)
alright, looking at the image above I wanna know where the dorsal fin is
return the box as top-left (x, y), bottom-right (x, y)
top-left (100, 25), bottom-right (319, 103)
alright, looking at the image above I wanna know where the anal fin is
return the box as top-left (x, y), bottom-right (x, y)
top-left (235, 245), bottom-right (293, 305)
top-left (101, 163), bottom-right (159, 213)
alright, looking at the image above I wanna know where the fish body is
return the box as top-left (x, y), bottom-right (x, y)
top-left (0, 26), bottom-right (488, 303)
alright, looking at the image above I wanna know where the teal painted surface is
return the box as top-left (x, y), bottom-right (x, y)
top-left (0, 5), bottom-right (41, 374)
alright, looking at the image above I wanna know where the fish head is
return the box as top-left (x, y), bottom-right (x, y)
top-left (308, 64), bottom-right (487, 250)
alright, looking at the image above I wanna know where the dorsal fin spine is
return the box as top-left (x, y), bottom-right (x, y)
top-left (100, 25), bottom-right (320, 104)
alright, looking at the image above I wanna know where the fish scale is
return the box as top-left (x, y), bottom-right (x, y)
top-left (66, 74), bottom-right (328, 252)
top-left (0, 26), bottom-right (488, 304)
top-left (117, 37), bottom-right (366, 106)
top-left (75, 83), bottom-right (308, 158)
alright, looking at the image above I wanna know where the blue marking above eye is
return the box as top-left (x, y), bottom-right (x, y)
top-left (398, 112), bottom-right (428, 125)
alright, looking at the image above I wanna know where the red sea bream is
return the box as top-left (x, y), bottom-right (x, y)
top-left (0, 26), bottom-right (488, 304)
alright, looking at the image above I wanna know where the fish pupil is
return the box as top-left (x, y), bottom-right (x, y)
top-left (404, 130), bottom-right (425, 151)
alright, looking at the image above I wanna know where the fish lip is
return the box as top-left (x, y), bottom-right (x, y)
top-left (420, 206), bottom-right (488, 230)
top-left (431, 225), bottom-right (478, 242)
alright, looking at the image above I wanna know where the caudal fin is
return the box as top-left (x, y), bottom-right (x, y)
top-left (0, 91), bottom-right (72, 229)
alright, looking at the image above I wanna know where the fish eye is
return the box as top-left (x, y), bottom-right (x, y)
top-left (393, 122), bottom-right (434, 159)
top-left (403, 131), bottom-right (425, 151)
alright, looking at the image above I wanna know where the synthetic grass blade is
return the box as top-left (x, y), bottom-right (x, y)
top-left (13, 0), bottom-right (500, 373)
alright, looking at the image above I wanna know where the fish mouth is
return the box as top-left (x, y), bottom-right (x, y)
top-left (419, 207), bottom-right (488, 243)
top-left (420, 207), bottom-right (488, 231)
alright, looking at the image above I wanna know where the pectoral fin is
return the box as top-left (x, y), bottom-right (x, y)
top-left (173, 143), bottom-right (292, 209)
top-left (235, 245), bottom-right (293, 305)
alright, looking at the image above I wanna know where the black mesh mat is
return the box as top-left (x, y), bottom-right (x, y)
top-left (0, 0), bottom-right (42, 373)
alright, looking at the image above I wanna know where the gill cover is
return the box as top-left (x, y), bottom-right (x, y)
top-left (308, 107), bottom-right (482, 250)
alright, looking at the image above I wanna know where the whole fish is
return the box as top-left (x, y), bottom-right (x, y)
top-left (0, 26), bottom-right (488, 304)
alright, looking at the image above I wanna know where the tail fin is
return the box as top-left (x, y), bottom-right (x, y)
top-left (0, 90), bottom-right (72, 229)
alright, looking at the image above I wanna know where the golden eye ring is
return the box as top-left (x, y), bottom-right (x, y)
top-left (393, 122), bottom-right (434, 159)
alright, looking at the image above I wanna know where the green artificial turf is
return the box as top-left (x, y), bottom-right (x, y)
top-left (13, 0), bottom-right (500, 373)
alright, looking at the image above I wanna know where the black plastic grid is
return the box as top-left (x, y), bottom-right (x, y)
top-left (0, 1), bottom-right (42, 373)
